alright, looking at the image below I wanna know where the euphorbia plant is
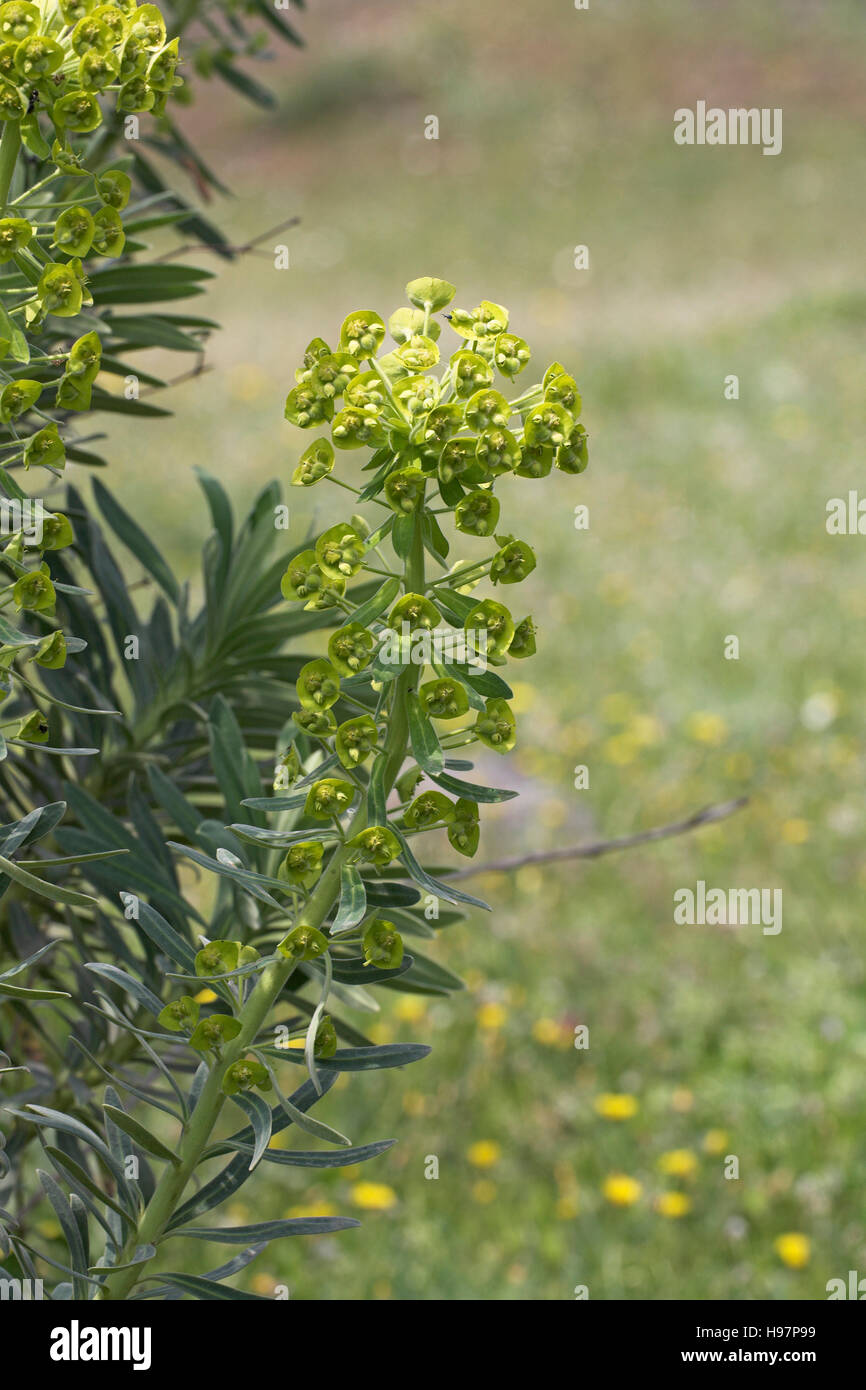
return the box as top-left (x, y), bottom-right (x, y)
top-left (2, 278), bottom-right (589, 1301)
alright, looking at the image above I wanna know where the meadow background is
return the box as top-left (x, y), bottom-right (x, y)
top-left (92, 0), bottom-right (866, 1298)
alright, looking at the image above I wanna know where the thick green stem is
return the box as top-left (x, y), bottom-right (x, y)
top-left (99, 503), bottom-right (427, 1300)
top-left (0, 121), bottom-right (21, 210)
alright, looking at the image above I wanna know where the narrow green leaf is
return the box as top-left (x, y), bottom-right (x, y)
top-left (178, 1217), bottom-right (360, 1244)
top-left (331, 863), bottom-right (366, 935)
top-left (93, 479), bottom-right (180, 603)
top-left (429, 768), bottom-right (518, 803)
top-left (102, 1105), bottom-right (181, 1167)
top-left (407, 691), bottom-right (444, 774)
top-left (0, 852), bottom-right (97, 907)
top-left (389, 825), bottom-right (491, 912)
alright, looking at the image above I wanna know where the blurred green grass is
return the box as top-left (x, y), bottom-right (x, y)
top-left (90, 0), bottom-right (866, 1298)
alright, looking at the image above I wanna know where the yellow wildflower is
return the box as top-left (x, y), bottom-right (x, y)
top-left (658, 1149), bottom-right (698, 1179)
top-left (594, 1092), bottom-right (638, 1120)
top-left (477, 1001), bottom-right (507, 1030)
top-left (602, 1174), bottom-right (642, 1206)
top-left (774, 1233), bottom-right (810, 1269)
top-left (467, 1140), bottom-right (501, 1169)
top-left (351, 1182), bottom-right (397, 1212)
top-left (656, 1191), bottom-right (691, 1218)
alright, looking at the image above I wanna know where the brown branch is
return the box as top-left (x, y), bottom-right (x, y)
top-left (446, 796), bottom-right (749, 880)
top-left (154, 216), bottom-right (301, 263)
top-left (139, 361), bottom-right (212, 399)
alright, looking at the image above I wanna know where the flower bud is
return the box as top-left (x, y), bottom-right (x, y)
top-left (396, 334), bottom-right (439, 372)
top-left (493, 332), bottom-right (530, 380)
top-left (278, 841), bottom-right (324, 891)
top-left (293, 708), bottom-right (337, 737)
top-left (328, 621), bottom-right (375, 676)
top-left (475, 427), bottom-right (520, 477)
top-left (285, 384), bottom-right (334, 430)
top-left (388, 306), bottom-right (429, 344)
top-left (490, 537), bottom-right (536, 586)
top-left (404, 790), bottom-right (455, 830)
top-left (362, 919), bottom-right (404, 970)
top-left (314, 1015), bottom-right (338, 1058)
top-left (347, 825), bottom-right (401, 867)
top-left (38, 513), bottom-right (74, 551)
top-left (16, 710), bottom-right (49, 743)
top-left (13, 569), bottom-right (55, 612)
top-left (277, 924), bottom-right (328, 961)
top-left (419, 677), bottom-right (469, 720)
top-left (509, 616), bottom-right (537, 659)
top-left (405, 277), bottom-right (456, 312)
top-left (475, 697), bottom-right (516, 754)
top-left (195, 940), bottom-right (240, 977)
top-left (292, 437), bottom-right (334, 486)
top-left (465, 388), bottom-right (511, 432)
top-left (297, 337), bottom-right (331, 377)
top-left (91, 206), bottom-right (125, 258)
top-left (450, 349), bottom-right (493, 398)
top-left (544, 372), bottom-right (581, 416)
top-left (384, 466), bottom-right (426, 514)
top-left (449, 300), bottom-right (509, 341)
top-left (331, 404), bottom-right (386, 449)
top-left (339, 309), bottom-right (385, 360)
top-left (0, 216), bottom-right (33, 263)
top-left (336, 714), bottom-right (379, 769)
top-left (454, 488), bottom-right (500, 538)
top-left (297, 658), bottom-right (341, 711)
top-left (438, 437), bottom-right (484, 487)
top-left (315, 522), bottom-right (365, 581)
top-left (0, 379), bottom-right (42, 423)
top-left (388, 592), bottom-right (440, 631)
top-left (465, 598), bottom-right (515, 657)
top-left (158, 995), bottom-right (199, 1033)
top-left (34, 630), bottom-right (66, 669)
top-left (222, 1057), bottom-right (272, 1096)
top-left (523, 400), bottom-right (572, 449)
top-left (514, 442), bottom-right (553, 479)
top-left (304, 777), bottom-right (355, 820)
top-left (395, 767), bottom-right (424, 803)
top-left (555, 424), bottom-right (588, 474)
top-left (189, 1013), bottom-right (242, 1052)
top-left (448, 798), bottom-right (479, 858)
top-left (344, 369), bottom-right (387, 410)
top-left (96, 171), bottom-right (132, 210)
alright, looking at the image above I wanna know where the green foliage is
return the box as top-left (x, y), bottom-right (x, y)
top-left (0, 276), bottom-right (589, 1299)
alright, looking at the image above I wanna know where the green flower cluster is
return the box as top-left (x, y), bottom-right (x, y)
top-left (0, 0), bottom-right (180, 135)
top-left (277, 278), bottom-right (590, 974)
top-left (0, 2), bottom-right (180, 751)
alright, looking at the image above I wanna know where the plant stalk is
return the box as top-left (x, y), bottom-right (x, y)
top-left (98, 507), bottom-right (426, 1299)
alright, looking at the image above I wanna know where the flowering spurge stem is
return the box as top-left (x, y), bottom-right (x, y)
top-left (96, 279), bottom-right (587, 1298)
top-left (98, 524), bottom-right (426, 1301)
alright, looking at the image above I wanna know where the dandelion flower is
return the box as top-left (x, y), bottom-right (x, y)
top-left (351, 1182), bottom-right (397, 1212)
top-left (602, 1174), bottom-right (642, 1206)
top-left (656, 1191), bottom-right (691, 1218)
top-left (468, 1140), bottom-right (501, 1169)
top-left (658, 1149), bottom-right (698, 1179)
top-left (774, 1233), bottom-right (810, 1269)
top-left (595, 1093), bottom-right (638, 1120)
